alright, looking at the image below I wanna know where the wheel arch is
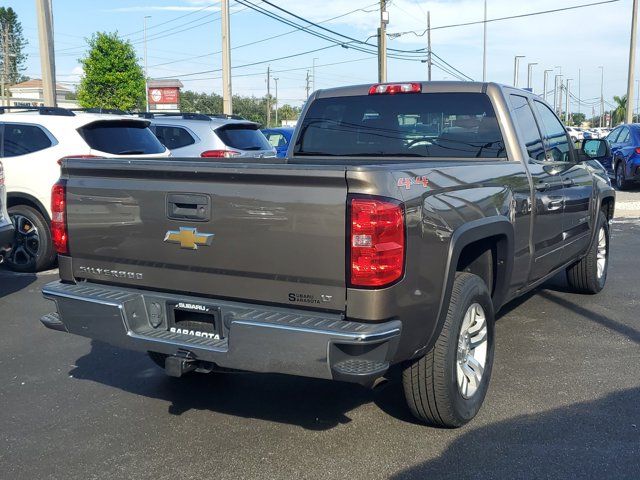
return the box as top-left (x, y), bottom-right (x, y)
top-left (7, 193), bottom-right (51, 224)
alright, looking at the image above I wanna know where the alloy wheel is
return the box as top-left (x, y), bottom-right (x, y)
top-left (596, 226), bottom-right (608, 280)
top-left (456, 303), bottom-right (488, 399)
top-left (7, 213), bottom-right (40, 267)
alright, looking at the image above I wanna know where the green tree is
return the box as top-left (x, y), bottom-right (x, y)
top-left (0, 7), bottom-right (29, 85)
top-left (180, 90), bottom-right (223, 113)
top-left (570, 112), bottom-right (586, 126)
top-left (612, 95), bottom-right (627, 125)
top-left (77, 32), bottom-right (145, 110)
top-left (277, 104), bottom-right (301, 123)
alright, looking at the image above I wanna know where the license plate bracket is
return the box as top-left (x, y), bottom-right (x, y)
top-left (168, 303), bottom-right (222, 340)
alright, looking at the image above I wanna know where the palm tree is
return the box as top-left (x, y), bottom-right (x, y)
top-left (612, 95), bottom-right (627, 125)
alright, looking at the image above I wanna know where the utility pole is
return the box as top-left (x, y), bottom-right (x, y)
top-left (427, 11), bottom-right (432, 81)
top-left (143, 15), bottom-right (151, 112)
top-left (543, 69), bottom-right (552, 102)
top-left (513, 55), bottom-right (524, 87)
top-left (378, 0), bottom-right (388, 83)
top-left (305, 70), bottom-right (310, 98)
top-left (221, 0), bottom-right (232, 114)
top-left (599, 66), bottom-right (604, 127)
top-left (636, 79), bottom-right (639, 121)
top-left (558, 79), bottom-right (564, 119)
top-left (266, 66), bottom-right (271, 127)
top-left (554, 74), bottom-right (562, 115)
top-left (625, 0), bottom-right (638, 123)
top-left (274, 77), bottom-right (279, 127)
top-left (35, 0), bottom-right (57, 106)
top-left (527, 62), bottom-right (537, 91)
top-left (565, 78), bottom-right (572, 124)
top-left (482, 1), bottom-right (487, 82)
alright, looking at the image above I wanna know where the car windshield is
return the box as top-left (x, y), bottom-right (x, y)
top-left (294, 92), bottom-right (505, 158)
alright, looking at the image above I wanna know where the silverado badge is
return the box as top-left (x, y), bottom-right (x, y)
top-left (164, 227), bottom-right (214, 250)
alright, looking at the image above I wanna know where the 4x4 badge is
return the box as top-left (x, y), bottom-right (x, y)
top-left (164, 227), bottom-right (214, 250)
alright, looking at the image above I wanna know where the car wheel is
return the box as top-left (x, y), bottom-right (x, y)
top-left (402, 272), bottom-right (495, 427)
top-left (6, 205), bottom-right (56, 273)
top-left (566, 212), bottom-right (609, 294)
top-left (615, 162), bottom-right (630, 190)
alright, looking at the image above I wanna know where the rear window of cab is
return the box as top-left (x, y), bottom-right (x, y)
top-left (294, 92), bottom-right (505, 159)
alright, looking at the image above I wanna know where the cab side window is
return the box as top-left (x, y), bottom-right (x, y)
top-left (510, 95), bottom-right (545, 161)
top-left (606, 127), bottom-right (622, 143)
top-left (533, 101), bottom-right (572, 162)
top-left (3, 123), bottom-right (53, 157)
top-left (617, 128), bottom-right (630, 144)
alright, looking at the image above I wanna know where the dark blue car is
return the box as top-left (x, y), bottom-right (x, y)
top-left (261, 127), bottom-right (294, 158)
top-left (602, 124), bottom-right (640, 190)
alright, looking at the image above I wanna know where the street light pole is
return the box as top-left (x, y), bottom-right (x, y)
top-left (626, 0), bottom-right (638, 123)
top-left (554, 74), bottom-right (562, 114)
top-left (513, 55), bottom-right (524, 87)
top-left (527, 62), bottom-right (537, 91)
top-left (543, 69), bottom-right (553, 102)
top-left (143, 15), bottom-right (151, 112)
top-left (565, 78), bottom-right (572, 124)
top-left (35, 0), bottom-right (57, 106)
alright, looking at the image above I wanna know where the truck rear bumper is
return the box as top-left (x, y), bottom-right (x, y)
top-left (41, 281), bottom-right (401, 384)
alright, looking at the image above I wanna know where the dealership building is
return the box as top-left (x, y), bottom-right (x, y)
top-left (147, 79), bottom-right (183, 112)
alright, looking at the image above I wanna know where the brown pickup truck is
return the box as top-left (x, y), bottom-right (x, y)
top-left (41, 82), bottom-right (615, 427)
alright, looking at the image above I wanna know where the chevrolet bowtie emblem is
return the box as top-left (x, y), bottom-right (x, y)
top-left (164, 227), bottom-right (214, 250)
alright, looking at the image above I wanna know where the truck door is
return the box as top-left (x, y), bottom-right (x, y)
top-left (532, 101), bottom-right (593, 263)
top-left (509, 95), bottom-right (566, 283)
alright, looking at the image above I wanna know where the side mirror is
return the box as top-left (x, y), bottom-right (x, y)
top-left (579, 138), bottom-right (610, 161)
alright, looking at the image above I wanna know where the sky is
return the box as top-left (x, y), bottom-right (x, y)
top-left (4, 0), bottom-right (638, 113)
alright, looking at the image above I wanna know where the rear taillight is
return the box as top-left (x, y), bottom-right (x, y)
top-left (350, 197), bottom-right (405, 287)
top-left (201, 149), bottom-right (241, 158)
top-left (635, 147), bottom-right (640, 154)
top-left (57, 155), bottom-right (103, 166)
top-left (368, 83), bottom-right (421, 95)
top-left (51, 180), bottom-right (68, 255)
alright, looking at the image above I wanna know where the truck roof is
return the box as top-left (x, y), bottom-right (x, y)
top-left (313, 81), bottom-right (518, 99)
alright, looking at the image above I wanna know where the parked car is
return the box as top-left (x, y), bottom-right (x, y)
top-left (1, 106), bottom-right (170, 272)
top-left (261, 127), bottom-right (294, 158)
top-left (0, 160), bottom-right (14, 262)
top-left (41, 82), bottom-right (614, 428)
top-left (601, 123), bottom-right (640, 190)
top-left (565, 126), bottom-right (584, 142)
top-left (143, 112), bottom-right (276, 159)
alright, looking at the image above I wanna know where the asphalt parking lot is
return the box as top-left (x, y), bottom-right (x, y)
top-left (1, 197), bottom-right (639, 480)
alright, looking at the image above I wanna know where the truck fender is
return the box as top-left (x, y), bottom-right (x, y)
top-left (421, 216), bottom-right (514, 355)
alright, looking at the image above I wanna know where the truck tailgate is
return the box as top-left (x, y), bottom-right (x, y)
top-left (62, 159), bottom-right (347, 311)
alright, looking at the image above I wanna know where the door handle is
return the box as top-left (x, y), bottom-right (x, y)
top-left (536, 181), bottom-right (551, 191)
top-left (548, 200), bottom-right (563, 211)
top-left (167, 193), bottom-right (211, 222)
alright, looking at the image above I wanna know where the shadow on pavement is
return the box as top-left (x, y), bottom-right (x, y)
top-left (391, 387), bottom-right (640, 479)
top-left (0, 270), bottom-right (37, 299)
top-left (69, 340), bottom-right (415, 430)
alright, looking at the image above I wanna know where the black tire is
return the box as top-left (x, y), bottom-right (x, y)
top-left (147, 351), bottom-right (169, 369)
top-left (615, 161), bottom-right (630, 191)
top-left (6, 205), bottom-right (56, 273)
top-left (566, 213), bottom-right (609, 294)
top-left (402, 272), bottom-right (495, 428)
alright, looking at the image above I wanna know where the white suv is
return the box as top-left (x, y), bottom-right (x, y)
top-left (0, 160), bottom-right (14, 261)
top-left (565, 126), bottom-right (584, 142)
top-left (1, 107), bottom-right (169, 272)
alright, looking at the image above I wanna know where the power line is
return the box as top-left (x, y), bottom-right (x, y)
top-left (147, 2), bottom-right (379, 69)
top-left (389, 0), bottom-right (622, 38)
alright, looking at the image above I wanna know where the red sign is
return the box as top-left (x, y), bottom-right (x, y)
top-left (148, 87), bottom-right (179, 105)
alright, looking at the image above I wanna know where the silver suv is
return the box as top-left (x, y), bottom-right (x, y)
top-left (143, 113), bottom-right (276, 159)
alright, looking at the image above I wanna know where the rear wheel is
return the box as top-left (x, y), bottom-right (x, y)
top-left (402, 272), bottom-right (495, 427)
top-left (6, 205), bottom-right (56, 273)
top-left (566, 213), bottom-right (609, 294)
